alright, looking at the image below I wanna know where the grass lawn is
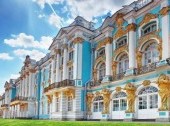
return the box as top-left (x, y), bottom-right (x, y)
top-left (0, 119), bottom-right (170, 126)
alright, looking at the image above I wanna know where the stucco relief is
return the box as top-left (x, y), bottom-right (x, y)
top-left (157, 74), bottom-right (170, 111)
top-left (86, 93), bottom-right (94, 115)
top-left (101, 89), bottom-right (111, 114)
top-left (124, 83), bottom-right (136, 113)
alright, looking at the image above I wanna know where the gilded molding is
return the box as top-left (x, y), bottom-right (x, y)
top-left (55, 49), bottom-right (61, 55)
top-left (160, 6), bottom-right (170, 16)
top-left (142, 80), bottom-right (151, 86)
top-left (95, 91), bottom-right (101, 97)
top-left (115, 13), bottom-right (125, 28)
top-left (55, 92), bottom-right (59, 97)
top-left (65, 88), bottom-right (75, 99)
top-left (157, 74), bottom-right (170, 111)
top-left (96, 37), bottom-right (113, 50)
top-left (101, 89), bottom-right (111, 114)
top-left (67, 60), bottom-right (73, 67)
top-left (86, 93), bottom-right (94, 115)
top-left (112, 61), bottom-right (118, 77)
top-left (139, 13), bottom-right (158, 26)
top-left (72, 37), bottom-right (84, 44)
top-left (113, 45), bottom-right (128, 59)
top-left (124, 83), bottom-right (136, 113)
top-left (136, 51), bottom-right (142, 68)
top-left (113, 28), bottom-right (127, 40)
top-left (93, 68), bottom-right (97, 83)
top-left (46, 95), bottom-right (52, 103)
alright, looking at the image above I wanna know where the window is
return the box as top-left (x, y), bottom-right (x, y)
top-left (60, 71), bottom-right (63, 81)
top-left (118, 54), bottom-right (129, 73)
top-left (68, 67), bottom-right (73, 80)
top-left (98, 63), bottom-right (105, 81)
top-left (97, 48), bottom-right (105, 58)
top-left (69, 51), bottom-right (74, 61)
top-left (138, 86), bottom-right (158, 110)
top-left (60, 56), bottom-right (63, 66)
top-left (47, 102), bottom-right (50, 114)
top-left (68, 96), bottom-right (73, 111)
top-left (56, 97), bottom-right (60, 112)
top-left (43, 69), bottom-right (46, 81)
top-left (143, 42), bottom-right (159, 65)
top-left (49, 65), bottom-right (52, 80)
top-left (93, 96), bottom-right (103, 112)
top-left (113, 92), bottom-right (127, 111)
top-left (141, 21), bottom-right (157, 36)
top-left (116, 36), bottom-right (127, 49)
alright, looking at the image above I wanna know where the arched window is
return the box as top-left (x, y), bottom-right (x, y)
top-left (116, 36), bottom-right (127, 49)
top-left (113, 92), bottom-right (127, 111)
top-left (98, 63), bottom-right (106, 81)
top-left (93, 96), bottom-right (103, 112)
top-left (143, 42), bottom-right (159, 65)
top-left (97, 47), bottom-right (105, 58)
top-left (138, 86), bottom-right (158, 110)
top-left (118, 54), bottom-right (129, 73)
top-left (141, 21), bottom-right (157, 36)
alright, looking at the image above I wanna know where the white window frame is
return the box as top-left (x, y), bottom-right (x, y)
top-left (93, 96), bottom-right (103, 112)
top-left (67, 96), bottom-right (73, 111)
top-left (56, 97), bottom-right (60, 112)
top-left (117, 54), bottom-right (129, 74)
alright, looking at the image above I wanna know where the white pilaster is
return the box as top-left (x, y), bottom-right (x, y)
top-left (56, 51), bottom-right (60, 82)
top-left (52, 95), bottom-right (56, 113)
top-left (63, 44), bottom-right (68, 80)
top-left (105, 43), bottom-right (112, 76)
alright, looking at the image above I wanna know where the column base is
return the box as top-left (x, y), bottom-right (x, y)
top-left (124, 113), bottom-right (135, 122)
top-left (125, 68), bottom-right (136, 76)
top-left (156, 111), bottom-right (170, 122)
top-left (102, 75), bottom-right (112, 83)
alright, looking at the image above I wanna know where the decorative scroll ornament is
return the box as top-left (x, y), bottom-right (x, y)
top-left (101, 89), bottom-right (111, 114)
top-left (65, 89), bottom-right (75, 99)
top-left (93, 68), bottom-right (98, 83)
top-left (157, 43), bottom-right (162, 60)
top-left (160, 6), bottom-right (170, 16)
top-left (142, 80), bottom-right (151, 86)
top-left (86, 93), bottom-right (94, 114)
top-left (104, 37), bottom-right (113, 45)
top-left (136, 51), bottom-right (142, 68)
top-left (72, 37), bottom-right (84, 44)
top-left (95, 91), bottom-right (101, 97)
top-left (124, 83), bottom-right (136, 113)
top-left (47, 95), bottom-right (52, 103)
top-left (112, 61), bottom-right (118, 77)
top-left (115, 13), bottom-right (125, 28)
top-left (115, 87), bottom-right (122, 92)
top-left (113, 28), bottom-right (127, 40)
top-left (139, 13), bottom-right (158, 26)
top-left (157, 74), bottom-right (170, 111)
top-left (67, 60), bottom-right (73, 67)
top-left (55, 92), bottom-right (59, 97)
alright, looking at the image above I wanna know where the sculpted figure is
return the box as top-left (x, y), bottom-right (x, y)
top-left (157, 74), bottom-right (170, 111)
top-left (124, 83), bottom-right (136, 113)
top-left (93, 68), bottom-right (97, 82)
top-left (101, 89), bottom-right (111, 114)
top-left (136, 51), bottom-right (142, 68)
top-left (112, 61), bottom-right (117, 77)
top-left (86, 93), bottom-right (94, 114)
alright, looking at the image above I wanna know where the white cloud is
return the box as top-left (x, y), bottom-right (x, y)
top-left (4, 33), bottom-right (53, 50)
top-left (14, 49), bottom-right (46, 61)
top-left (33, 0), bottom-right (64, 9)
top-left (0, 53), bottom-right (13, 60)
top-left (10, 74), bottom-right (20, 79)
top-left (38, 14), bottom-right (46, 18)
top-left (48, 13), bottom-right (63, 29)
top-left (65, 0), bottom-right (134, 21)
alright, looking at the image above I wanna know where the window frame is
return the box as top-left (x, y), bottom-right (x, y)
top-left (93, 96), bottom-right (104, 112)
top-left (116, 36), bottom-right (127, 49)
top-left (141, 21), bottom-right (157, 36)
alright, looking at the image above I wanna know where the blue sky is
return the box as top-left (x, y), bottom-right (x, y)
top-left (0, 0), bottom-right (133, 94)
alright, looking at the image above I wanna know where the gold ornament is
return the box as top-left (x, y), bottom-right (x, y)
top-left (136, 51), bottom-right (142, 68)
top-left (160, 6), bottom-right (170, 16)
top-left (65, 89), bottom-right (75, 99)
top-left (93, 68), bottom-right (98, 82)
top-left (126, 23), bottom-right (137, 32)
top-left (72, 37), bottom-right (84, 44)
top-left (157, 74), bottom-right (170, 111)
top-left (139, 13), bottom-right (158, 26)
top-left (101, 89), bottom-right (111, 114)
top-left (124, 83), bottom-right (136, 113)
top-left (115, 87), bottom-right (122, 92)
top-left (112, 61), bottom-right (118, 77)
top-left (142, 80), bottom-right (151, 86)
top-left (86, 93), bottom-right (94, 115)
top-left (46, 95), bottom-right (52, 103)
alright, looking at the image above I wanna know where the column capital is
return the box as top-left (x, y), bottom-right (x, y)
top-left (72, 37), bottom-right (84, 44)
top-left (104, 37), bottom-right (113, 45)
top-left (55, 49), bottom-right (61, 55)
top-left (160, 6), bottom-right (170, 16)
top-left (126, 23), bottom-right (137, 32)
top-left (63, 44), bottom-right (68, 49)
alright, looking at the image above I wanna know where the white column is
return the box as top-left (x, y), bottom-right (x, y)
top-left (28, 73), bottom-right (32, 97)
top-left (161, 8), bottom-right (170, 59)
top-left (56, 50), bottom-right (60, 82)
top-left (128, 30), bottom-right (136, 68)
top-left (105, 42), bottom-right (112, 76)
top-left (51, 57), bottom-right (55, 83)
top-left (63, 44), bottom-right (68, 80)
top-left (52, 95), bottom-right (56, 113)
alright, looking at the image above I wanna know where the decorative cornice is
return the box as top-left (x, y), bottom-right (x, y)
top-left (160, 6), bottom-right (170, 16)
top-left (72, 37), bottom-right (84, 44)
top-left (139, 13), bottom-right (158, 26)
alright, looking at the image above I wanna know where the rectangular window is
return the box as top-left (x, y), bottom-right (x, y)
top-left (99, 102), bottom-right (103, 112)
top-left (139, 96), bottom-right (147, 109)
top-left (120, 99), bottom-right (127, 111)
top-left (93, 102), bottom-right (98, 112)
top-left (47, 103), bottom-right (50, 114)
top-left (149, 94), bottom-right (158, 109)
top-left (68, 96), bottom-right (73, 111)
top-left (56, 98), bottom-right (60, 112)
top-left (68, 67), bottom-right (73, 80)
top-left (60, 71), bottom-right (63, 81)
top-left (113, 100), bottom-right (119, 111)
top-left (69, 51), bottom-right (74, 61)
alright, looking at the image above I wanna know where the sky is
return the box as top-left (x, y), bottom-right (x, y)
top-left (0, 0), bottom-right (134, 95)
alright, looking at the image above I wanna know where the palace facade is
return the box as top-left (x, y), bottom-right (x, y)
top-left (0, 0), bottom-right (170, 122)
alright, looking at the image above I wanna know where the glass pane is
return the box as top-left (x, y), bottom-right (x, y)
top-left (149, 94), bottom-right (158, 109)
top-left (120, 99), bottom-right (127, 111)
top-left (139, 96), bottom-right (147, 109)
top-left (113, 100), bottom-right (119, 111)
